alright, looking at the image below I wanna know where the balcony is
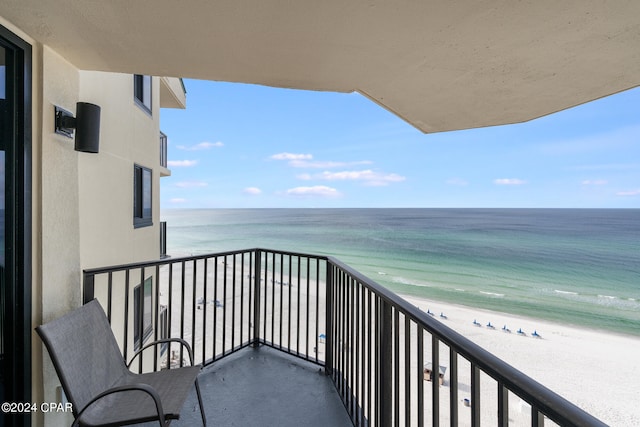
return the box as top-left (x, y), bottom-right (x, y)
top-left (159, 131), bottom-right (170, 177)
top-left (159, 221), bottom-right (168, 259)
top-left (83, 249), bottom-right (606, 427)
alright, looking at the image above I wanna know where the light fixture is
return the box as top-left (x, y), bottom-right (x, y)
top-left (55, 102), bottom-right (101, 153)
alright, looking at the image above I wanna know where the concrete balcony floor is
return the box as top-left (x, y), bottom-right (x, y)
top-left (137, 345), bottom-right (352, 427)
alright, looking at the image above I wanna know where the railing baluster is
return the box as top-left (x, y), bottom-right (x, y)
top-left (191, 259), bottom-right (197, 361)
top-left (123, 269), bottom-right (130, 363)
top-left (288, 255), bottom-right (293, 352)
top-left (232, 253), bottom-right (237, 350)
top-left (180, 260), bottom-right (186, 366)
top-left (315, 259), bottom-right (320, 364)
top-left (325, 262), bottom-right (334, 376)
top-left (417, 325), bottom-right (424, 427)
top-left (394, 308), bottom-right (400, 426)
top-left (304, 257), bottom-right (311, 359)
top-left (367, 288), bottom-right (373, 426)
top-left (379, 299), bottom-right (392, 427)
top-left (432, 335), bottom-right (440, 426)
top-left (498, 381), bottom-right (509, 427)
top-left (107, 272), bottom-right (113, 323)
top-left (213, 256), bottom-right (218, 356)
top-left (471, 363), bottom-right (481, 427)
top-left (202, 258), bottom-right (209, 364)
top-left (405, 315), bottom-right (411, 427)
top-left (359, 283), bottom-right (365, 425)
top-left (346, 277), bottom-right (356, 419)
top-left (278, 252), bottom-right (283, 350)
top-left (450, 350), bottom-right (458, 427)
top-left (154, 265), bottom-right (160, 371)
top-left (240, 253), bottom-right (245, 348)
top-left (167, 263), bottom-right (173, 370)
top-left (253, 250), bottom-right (261, 347)
top-left (532, 407), bottom-right (545, 427)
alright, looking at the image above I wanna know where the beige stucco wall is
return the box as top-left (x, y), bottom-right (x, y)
top-left (78, 71), bottom-right (161, 269)
top-left (37, 45), bottom-right (82, 427)
top-left (1, 14), bottom-right (181, 425)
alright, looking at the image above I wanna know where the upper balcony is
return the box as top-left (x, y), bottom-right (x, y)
top-left (82, 249), bottom-right (607, 427)
top-left (159, 77), bottom-right (187, 110)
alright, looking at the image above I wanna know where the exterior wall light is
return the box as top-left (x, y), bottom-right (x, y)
top-left (55, 102), bottom-right (101, 153)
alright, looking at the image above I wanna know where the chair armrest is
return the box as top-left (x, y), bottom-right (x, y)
top-left (72, 383), bottom-right (166, 427)
top-left (127, 337), bottom-right (195, 369)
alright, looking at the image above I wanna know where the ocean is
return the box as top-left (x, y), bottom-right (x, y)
top-left (161, 208), bottom-right (640, 337)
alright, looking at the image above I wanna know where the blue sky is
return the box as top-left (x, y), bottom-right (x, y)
top-left (160, 80), bottom-right (640, 209)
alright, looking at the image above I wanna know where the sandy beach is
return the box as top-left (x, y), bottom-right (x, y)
top-left (402, 295), bottom-right (640, 426)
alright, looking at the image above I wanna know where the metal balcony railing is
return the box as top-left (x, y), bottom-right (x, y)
top-left (82, 249), bottom-right (606, 427)
top-left (159, 131), bottom-right (168, 168)
top-left (159, 221), bottom-right (167, 258)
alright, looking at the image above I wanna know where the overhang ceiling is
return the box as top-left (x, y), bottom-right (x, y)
top-left (3, 1), bottom-right (640, 133)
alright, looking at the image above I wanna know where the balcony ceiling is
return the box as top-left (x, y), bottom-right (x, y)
top-left (3, 1), bottom-right (640, 133)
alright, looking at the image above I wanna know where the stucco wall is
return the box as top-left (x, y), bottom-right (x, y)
top-left (39, 45), bottom-right (82, 427)
top-left (77, 71), bottom-right (161, 269)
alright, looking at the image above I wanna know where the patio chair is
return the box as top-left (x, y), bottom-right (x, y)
top-left (36, 299), bottom-right (207, 426)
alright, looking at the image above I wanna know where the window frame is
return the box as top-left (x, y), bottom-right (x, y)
top-left (133, 74), bottom-right (152, 115)
top-left (133, 164), bottom-right (153, 228)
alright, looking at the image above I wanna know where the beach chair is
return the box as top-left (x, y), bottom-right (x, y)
top-left (36, 299), bottom-right (207, 426)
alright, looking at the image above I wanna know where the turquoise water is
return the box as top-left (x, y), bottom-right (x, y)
top-left (162, 208), bottom-right (640, 336)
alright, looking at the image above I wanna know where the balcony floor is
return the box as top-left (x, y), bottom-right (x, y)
top-left (137, 345), bottom-right (352, 427)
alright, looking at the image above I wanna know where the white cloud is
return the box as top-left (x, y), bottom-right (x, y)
top-left (296, 169), bottom-right (405, 186)
top-left (285, 185), bottom-right (342, 197)
top-left (177, 141), bottom-right (224, 150)
top-left (317, 170), bottom-right (405, 186)
top-left (616, 189), bottom-right (640, 197)
top-left (169, 198), bottom-right (188, 204)
top-left (494, 178), bottom-right (527, 185)
top-left (243, 187), bottom-right (262, 195)
top-left (581, 179), bottom-right (608, 186)
top-left (167, 160), bottom-right (198, 167)
top-left (289, 160), bottom-right (373, 169)
top-left (175, 181), bottom-right (208, 188)
top-left (271, 152), bottom-right (313, 160)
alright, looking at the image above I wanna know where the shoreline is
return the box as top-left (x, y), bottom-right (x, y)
top-left (401, 294), bottom-right (640, 426)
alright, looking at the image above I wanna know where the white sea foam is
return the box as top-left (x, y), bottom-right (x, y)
top-left (598, 295), bottom-right (617, 299)
top-left (392, 276), bottom-right (431, 287)
top-left (554, 289), bottom-right (578, 295)
top-left (480, 291), bottom-right (505, 298)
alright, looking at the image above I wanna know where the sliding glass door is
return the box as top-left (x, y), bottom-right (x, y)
top-left (0, 25), bottom-right (31, 427)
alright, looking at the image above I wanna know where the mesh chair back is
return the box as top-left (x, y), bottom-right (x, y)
top-left (36, 300), bottom-right (128, 415)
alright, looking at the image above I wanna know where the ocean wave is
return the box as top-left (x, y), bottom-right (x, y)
top-left (480, 291), bottom-right (505, 298)
top-left (391, 276), bottom-right (432, 288)
top-left (598, 295), bottom-right (617, 299)
top-left (377, 271), bottom-right (387, 275)
top-left (554, 289), bottom-right (578, 295)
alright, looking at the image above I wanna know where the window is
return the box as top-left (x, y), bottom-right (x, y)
top-left (134, 277), bottom-right (153, 351)
top-left (133, 74), bottom-right (152, 114)
top-left (134, 164), bottom-right (152, 228)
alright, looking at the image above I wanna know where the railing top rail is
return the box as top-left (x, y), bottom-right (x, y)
top-left (326, 255), bottom-right (607, 427)
top-left (82, 248), bottom-right (328, 276)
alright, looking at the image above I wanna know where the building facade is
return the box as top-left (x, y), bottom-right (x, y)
top-left (0, 16), bottom-right (184, 427)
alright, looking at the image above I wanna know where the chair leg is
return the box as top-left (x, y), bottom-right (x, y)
top-left (195, 377), bottom-right (207, 426)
